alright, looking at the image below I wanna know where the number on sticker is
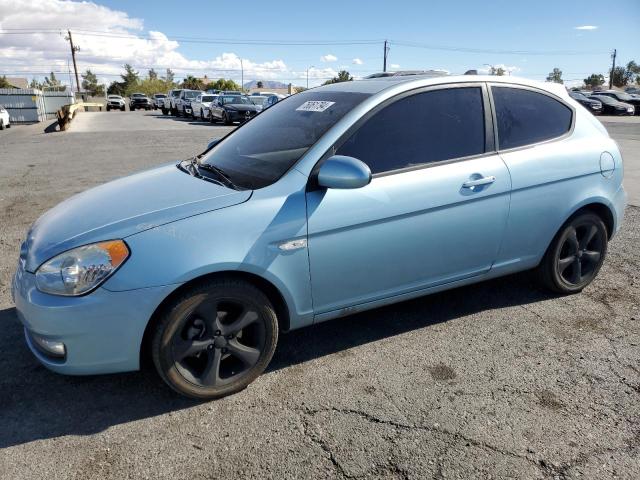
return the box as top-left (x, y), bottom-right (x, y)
top-left (296, 101), bottom-right (335, 112)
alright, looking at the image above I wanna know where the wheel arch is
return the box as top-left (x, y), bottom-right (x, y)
top-left (568, 200), bottom-right (614, 239)
top-left (139, 270), bottom-right (291, 368)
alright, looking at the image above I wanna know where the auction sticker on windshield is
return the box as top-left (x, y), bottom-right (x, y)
top-left (296, 101), bottom-right (335, 112)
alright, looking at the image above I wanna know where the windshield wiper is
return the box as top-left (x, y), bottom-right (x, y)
top-left (195, 161), bottom-right (240, 190)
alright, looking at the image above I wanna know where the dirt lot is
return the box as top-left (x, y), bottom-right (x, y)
top-left (0, 111), bottom-right (638, 479)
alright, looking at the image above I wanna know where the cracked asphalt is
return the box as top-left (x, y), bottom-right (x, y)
top-left (0, 111), bottom-right (638, 479)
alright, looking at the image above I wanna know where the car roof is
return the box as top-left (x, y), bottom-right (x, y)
top-left (315, 74), bottom-right (570, 100)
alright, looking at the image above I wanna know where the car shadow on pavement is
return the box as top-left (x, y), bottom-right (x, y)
top-left (0, 271), bottom-right (554, 448)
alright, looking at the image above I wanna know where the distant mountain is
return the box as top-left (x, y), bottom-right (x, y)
top-left (243, 80), bottom-right (289, 89)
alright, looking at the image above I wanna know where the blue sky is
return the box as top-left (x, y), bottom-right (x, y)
top-left (0, 0), bottom-right (639, 87)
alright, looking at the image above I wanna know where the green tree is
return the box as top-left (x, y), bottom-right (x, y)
top-left (29, 78), bottom-right (43, 89)
top-left (148, 68), bottom-right (158, 80)
top-left (81, 69), bottom-right (104, 96)
top-left (203, 78), bottom-right (241, 91)
top-left (120, 64), bottom-right (139, 90)
top-left (256, 80), bottom-right (264, 89)
top-left (489, 66), bottom-right (506, 76)
top-left (43, 71), bottom-right (65, 90)
top-left (162, 68), bottom-right (175, 83)
top-left (583, 73), bottom-right (605, 89)
top-left (625, 61), bottom-right (639, 85)
top-left (323, 70), bottom-right (353, 85)
top-left (107, 81), bottom-right (125, 95)
top-left (182, 75), bottom-right (204, 90)
top-left (546, 68), bottom-right (563, 84)
top-left (610, 66), bottom-right (628, 87)
top-left (0, 75), bottom-right (12, 88)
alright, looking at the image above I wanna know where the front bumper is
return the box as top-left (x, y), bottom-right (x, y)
top-left (12, 267), bottom-right (178, 375)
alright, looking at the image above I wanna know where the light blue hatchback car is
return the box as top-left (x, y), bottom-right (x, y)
top-left (13, 75), bottom-right (626, 399)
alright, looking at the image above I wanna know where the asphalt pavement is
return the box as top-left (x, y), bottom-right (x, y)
top-left (0, 110), bottom-right (638, 479)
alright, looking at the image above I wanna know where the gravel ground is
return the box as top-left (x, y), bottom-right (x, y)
top-left (0, 111), bottom-right (638, 479)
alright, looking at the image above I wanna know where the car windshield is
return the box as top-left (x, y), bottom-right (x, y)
top-left (200, 91), bottom-right (371, 189)
top-left (592, 95), bottom-right (616, 105)
top-left (250, 97), bottom-right (267, 106)
top-left (155, 94), bottom-right (167, 98)
top-left (171, 90), bottom-right (181, 97)
top-left (184, 91), bottom-right (201, 99)
top-left (613, 92), bottom-right (633, 101)
top-left (108, 95), bottom-right (121, 99)
top-left (202, 95), bottom-right (216, 102)
top-left (221, 95), bottom-right (252, 105)
top-left (132, 94), bottom-right (144, 98)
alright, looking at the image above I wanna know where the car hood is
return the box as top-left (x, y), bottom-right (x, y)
top-left (23, 163), bottom-right (251, 272)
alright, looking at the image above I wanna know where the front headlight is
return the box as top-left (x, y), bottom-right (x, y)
top-left (35, 240), bottom-right (129, 296)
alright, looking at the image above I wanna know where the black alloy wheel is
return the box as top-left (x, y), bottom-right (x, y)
top-left (538, 212), bottom-right (607, 293)
top-left (152, 279), bottom-right (279, 399)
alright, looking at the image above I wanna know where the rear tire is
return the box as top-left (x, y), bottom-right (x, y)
top-left (0, 120), bottom-right (4, 130)
top-left (106, 106), bottom-right (111, 111)
top-left (162, 108), bottom-right (168, 115)
top-left (537, 212), bottom-right (608, 294)
top-left (152, 279), bottom-right (279, 400)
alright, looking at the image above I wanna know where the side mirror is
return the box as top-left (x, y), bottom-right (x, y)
top-left (206, 137), bottom-right (222, 150)
top-left (317, 155), bottom-right (371, 190)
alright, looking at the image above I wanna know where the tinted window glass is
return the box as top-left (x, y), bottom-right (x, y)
top-left (492, 87), bottom-right (572, 150)
top-left (201, 91), bottom-right (371, 189)
top-left (336, 87), bottom-right (485, 174)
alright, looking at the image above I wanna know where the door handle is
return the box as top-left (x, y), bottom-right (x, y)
top-left (462, 176), bottom-right (496, 188)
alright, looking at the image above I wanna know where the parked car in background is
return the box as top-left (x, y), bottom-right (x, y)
top-left (220, 90), bottom-right (242, 96)
top-left (0, 104), bottom-right (10, 129)
top-left (249, 95), bottom-right (267, 111)
top-left (249, 95), bottom-right (280, 112)
top-left (152, 93), bottom-right (167, 110)
top-left (12, 76), bottom-right (626, 399)
top-left (165, 89), bottom-right (183, 115)
top-left (209, 94), bottom-right (259, 125)
top-left (191, 93), bottom-right (218, 120)
top-left (106, 95), bottom-right (126, 111)
top-left (568, 91), bottom-right (602, 115)
top-left (129, 93), bottom-right (153, 111)
top-left (175, 90), bottom-right (203, 117)
top-left (590, 93), bottom-right (635, 116)
top-left (591, 90), bottom-right (640, 115)
top-left (624, 87), bottom-right (640, 95)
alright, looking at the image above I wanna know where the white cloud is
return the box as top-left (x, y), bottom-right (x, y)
top-left (477, 64), bottom-right (520, 75)
top-left (390, 63), bottom-right (400, 69)
top-left (320, 54), bottom-right (338, 62)
top-left (574, 25), bottom-right (598, 30)
top-left (352, 58), bottom-right (363, 65)
top-left (0, 0), bottom-right (290, 86)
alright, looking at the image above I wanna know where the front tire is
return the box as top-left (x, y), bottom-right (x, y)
top-left (152, 279), bottom-right (279, 399)
top-left (537, 212), bottom-right (608, 294)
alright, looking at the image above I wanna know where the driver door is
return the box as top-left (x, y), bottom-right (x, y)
top-left (306, 84), bottom-right (511, 317)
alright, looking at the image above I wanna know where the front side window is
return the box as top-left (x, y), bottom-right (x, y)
top-left (336, 87), bottom-right (485, 174)
top-left (200, 91), bottom-right (371, 189)
top-left (492, 86), bottom-right (572, 150)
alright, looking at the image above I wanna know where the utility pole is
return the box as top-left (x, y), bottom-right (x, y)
top-left (306, 65), bottom-right (314, 89)
top-left (65, 30), bottom-right (81, 93)
top-left (383, 40), bottom-right (389, 72)
top-left (240, 58), bottom-right (244, 92)
top-left (609, 49), bottom-right (617, 89)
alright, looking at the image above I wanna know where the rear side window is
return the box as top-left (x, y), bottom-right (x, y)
top-left (492, 87), bottom-right (572, 150)
top-left (336, 87), bottom-right (485, 174)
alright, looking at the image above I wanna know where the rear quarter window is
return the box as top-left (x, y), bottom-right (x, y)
top-left (492, 86), bottom-right (573, 150)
